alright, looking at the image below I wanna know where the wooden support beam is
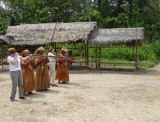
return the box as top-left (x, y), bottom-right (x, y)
top-left (135, 41), bottom-right (138, 71)
top-left (98, 47), bottom-right (101, 69)
top-left (96, 46), bottom-right (98, 69)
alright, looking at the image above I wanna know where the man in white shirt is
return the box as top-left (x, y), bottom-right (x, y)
top-left (48, 48), bottom-right (58, 86)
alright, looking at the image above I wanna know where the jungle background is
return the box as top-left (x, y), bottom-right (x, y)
top-left (0, 0), bottom-right (160, 67)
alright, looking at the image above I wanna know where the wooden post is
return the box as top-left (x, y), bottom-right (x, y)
top-left (84, 44), bottom-right (87, 67)
top-left (96, 46), bottom-right (98, 69)
top-left (0, 48), bottom-right (1, 68)
top-left (54, 43), bottom-right (57, 51)
top-left (98, 47), bottom-right (101, 69)
top-left (0, 48), bottom-right (3, 68)
top-left (133, 46), bottom-right (136, 71)
top-left (133, 46), bottom-right (135, 59)
top-left (2, 53), bottom-right (3, 68)
top-left (135, 28), bottom-right (138, 71)
top-left (86, 42), bottom-right (89, 67)
top-left (135, 41), bottom-right (138, 71)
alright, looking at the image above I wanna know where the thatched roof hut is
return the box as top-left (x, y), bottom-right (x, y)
top-left (89, 28), bottom-right (144, 46)
top-left (6, 22), bottom-right (97, 45)
top-left (0, 35), bottom-right (13, 45)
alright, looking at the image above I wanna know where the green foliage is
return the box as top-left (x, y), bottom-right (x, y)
top-left (88, 44), bottom-right (157, 62)
top-left (145, 24), bottom-right (160, 41)
top-left (138, 43), bottom-right (156, 61)
top-left (150, 40), bottom-right (160, 60)
top-left (0, 45), bottom-right (10, 58)
top-left (0, 6), bottom-right (10, 34)
top-left (104, 13), bottom-right (129, 28)
top-left (0, 16), bottom-right (10, 34)
top-left (1, 0), bottom-right (159, 37)
top-left (0, 0), bottom-right (159, 65)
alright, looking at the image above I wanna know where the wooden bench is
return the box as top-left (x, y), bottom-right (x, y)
top-left (95, 61), bottom-right (139, 71)
top-left (70, 60), bottom-right (85, 70)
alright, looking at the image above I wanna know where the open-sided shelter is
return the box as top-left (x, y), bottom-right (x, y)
top-left (5, 22), bottom-right (144, 70)
top-left (88, 28), bottom-right (144, 70)
top-left (6, 22), bottom-right (97, 67)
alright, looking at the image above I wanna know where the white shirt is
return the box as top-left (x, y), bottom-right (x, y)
top-left (48, 52), bottom-right (56, 63)
top-left (7, 54), bottom-right (29, 71)
top-left (7, 55), bottom-right (21, 71)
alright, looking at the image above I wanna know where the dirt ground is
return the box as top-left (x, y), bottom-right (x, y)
top-left (0, 65), bottom-right (160, 122)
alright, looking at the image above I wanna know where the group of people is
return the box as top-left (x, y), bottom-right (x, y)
top-left (7, 46), bottom-right (72, 101)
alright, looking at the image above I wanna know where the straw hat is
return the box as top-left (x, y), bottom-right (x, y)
top-left (22, 49), bottom-right (30, 55)
top-left (35, 47), bottom-right (45, 54)
top-left (8, 48), bottom-right (15, 54)
top-left (8, 48), bottom-right (15, 52)
top-left (61, 46), bottom-right (68, 52)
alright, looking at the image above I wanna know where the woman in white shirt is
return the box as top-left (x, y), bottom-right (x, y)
top-left (7, 48), bottom-right (31, 101)
top-left (48, 47), bottom-right (58, 86)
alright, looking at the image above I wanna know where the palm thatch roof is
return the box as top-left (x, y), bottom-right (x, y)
top-left (88, 28), bottom-right (144, 46)
top-left (6, 22), bottom-right (97, 45)
top-left (0, 35), bottom-right (13, 45)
